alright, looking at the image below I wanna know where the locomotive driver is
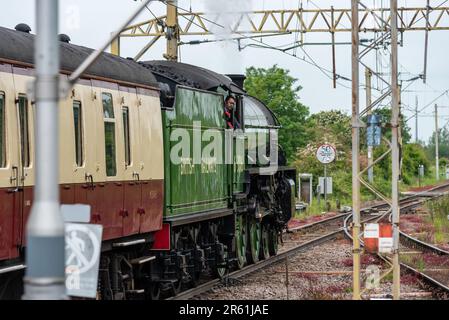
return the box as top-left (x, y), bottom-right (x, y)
top-left (224, 95), bottom-right (240, 129)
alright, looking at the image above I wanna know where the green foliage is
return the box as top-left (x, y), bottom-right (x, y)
top-left (440, 157), bottom-right (449, 168)
top-left (306, 110), bottom-right (352, 148)
top-left (425, 195), bottom-right (449, 244)
top-left (244, 65), bottom-right (436, 211)
top-left (371, 143), bottom-right (431, 194)
top-left (244, 65), bottom-right (309, 162)
top-left (427, 127), bottom-right (449, 160)
top-left (293, 110), bottom-right (353, 201)
top-left (401, 143), bottom-right (431, 184)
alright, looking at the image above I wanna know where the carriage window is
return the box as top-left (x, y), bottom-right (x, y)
top-left (102, 92), bottom-right (114, 118)
top-left (73, 101), bottom-right (83, 167)
top-left (18, 95), bottom-right (30, 168)
top-left (102, 93), bottom-right (116, 176)
top-left (122, 107), bottom-right (131, 166)
top-left (0, 93), bottom-right (5, 168)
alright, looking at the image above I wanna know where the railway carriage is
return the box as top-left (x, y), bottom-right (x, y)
top-left (0, 25), bottom-right (296, 300)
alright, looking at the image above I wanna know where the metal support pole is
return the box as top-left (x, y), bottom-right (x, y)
top-left (23, 0), bottom-right (65, 300)
top-left (351, 0), bottom-right (361, 301)
top-left (423, 0), bottom-right (430, 84)
top-left (134, 35), bottom-right (162, 61)
top-left (415, 96), bottom-right (419, 143)
top-left (164, 0), bottom-right (179, 61)
top-left (366, 68), bottom-right (373, 183)
top-left (435, 104), bottom-right (440, 180)
top-left (390, 0), bottom-right (401, 301)
top-left (111, 34), bottom-right (120, 56)
top-left (324, 164), bottom-right (328, 203)
top-left (331, 6), bottom-right (337, 89)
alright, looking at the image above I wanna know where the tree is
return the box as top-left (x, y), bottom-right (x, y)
top-left (306, 110), bottom-right (352, 149)
top-left (244, 65), bottom-right (309, 163)
top-left (294, 110), bottom-right (353, 200)
top-left (427, 127), bottom-right (449, 159)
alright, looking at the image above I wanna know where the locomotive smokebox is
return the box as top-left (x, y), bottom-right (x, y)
top-left (226, 74), bottom-right (246, 90)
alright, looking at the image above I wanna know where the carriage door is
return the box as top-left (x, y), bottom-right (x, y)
top-left (16, 94), bottom-right (34, 245)
top-left (121, 89), bottom-right (141, 236)
top-left (0, 86), bottom-right (22, 260)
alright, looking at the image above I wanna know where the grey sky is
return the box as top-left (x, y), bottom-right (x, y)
top-left (1, 0), bottom-right (448, 143)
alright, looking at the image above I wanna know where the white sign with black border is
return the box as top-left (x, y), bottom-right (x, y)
top-left (62, 204), bottom-right (102, 299)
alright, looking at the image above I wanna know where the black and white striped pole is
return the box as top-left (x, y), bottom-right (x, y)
top-left (23, 0), bottom-right (66, 300)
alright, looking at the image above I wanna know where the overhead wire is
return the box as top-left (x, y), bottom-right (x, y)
top-left (405, 90), bottom-right (449, 123)
top-left (161, 0), bottom-right (355, 89)
top-left (152, 0), bottom-right (449, 113)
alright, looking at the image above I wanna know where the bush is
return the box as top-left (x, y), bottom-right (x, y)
top-left (401, 143), bottom-right (431, 184)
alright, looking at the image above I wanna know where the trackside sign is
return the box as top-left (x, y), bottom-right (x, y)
top-left (363, 223), bottom-right (393, 254)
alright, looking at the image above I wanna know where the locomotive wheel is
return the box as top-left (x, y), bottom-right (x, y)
top-left (260, 224), bottom-right (270, 260)
top-left (172, 280), bottom-right (182, 296)
top-left (190, 254), bottom-right (201, 288)
top-left (146, 283), bottom-right (161, 300)
top-left (248, 218), bottom-right (261, 264)
top-left (160, 278), bottom-right (182, 298)
top-left (213, 250), bottom-right (228, 279)
top-left (269, 228), bottom-right (279, 256)
top-left (191, 230), bottom-right (202, 286)
top-left (235, 214), bottom-right (247, 269)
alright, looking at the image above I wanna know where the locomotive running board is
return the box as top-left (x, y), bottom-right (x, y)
top-left (165, 208), bottom-right (234, 227)
top-left (112, 238), bottom-right (146, 248)
top-left (130, 256), bottom-right (156, 265)
top-left (0, 264), bottom-right (26, 275)
top-left (247, 165), bottom-right (295, 176)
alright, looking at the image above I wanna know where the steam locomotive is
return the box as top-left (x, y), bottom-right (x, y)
top-left (0, 25), bottom-right (296, 299)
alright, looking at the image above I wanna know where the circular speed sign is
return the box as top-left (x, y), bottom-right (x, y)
top-left (316, 144), bottom-right (336, 164)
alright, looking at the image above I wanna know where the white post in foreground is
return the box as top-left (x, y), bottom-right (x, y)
top-left (23, 0), bottom-right (65, 300)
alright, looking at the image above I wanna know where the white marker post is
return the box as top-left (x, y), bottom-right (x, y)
top-left (23, 0), bottom-right (65, 300)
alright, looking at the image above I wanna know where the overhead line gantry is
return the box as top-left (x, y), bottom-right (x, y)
top-left (111, 4), bottom-right (449, 60)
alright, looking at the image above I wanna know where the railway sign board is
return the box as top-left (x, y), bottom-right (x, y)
top-left (366, 114), bottom-right (382, 146)
top-left (316, 144), bottom-right (336, 164)
top-left (364, 223), bottom-right (393, 254)
top-left (318, 177), bottom-right (333, 195)
top-left (65, 223), bottom-right (103, 298)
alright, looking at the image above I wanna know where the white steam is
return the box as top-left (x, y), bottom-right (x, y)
top-left (203, 0), bottom-right (254, 73)
top-left (204, 0), bottom-right (253, 37)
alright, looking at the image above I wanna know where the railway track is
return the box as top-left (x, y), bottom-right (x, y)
top-left (362, 181), bottom-right (449, 215)
top-left (344, 182), bottom-right (449, 297)
top-left (170, 211), bottom-right (382, 300)
top-left (168, 181), bottom-right (449, 300)
top-left (399, 231), bottom-right (449, 292)
top-left (169, 213), bottom-right (350, 300)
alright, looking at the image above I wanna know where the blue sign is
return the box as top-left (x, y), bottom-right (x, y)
top-left (367, 114), bottom-right (382, 146)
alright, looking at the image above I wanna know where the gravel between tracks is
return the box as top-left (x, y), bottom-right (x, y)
top-left (195, 235), bottom-right (436, 300)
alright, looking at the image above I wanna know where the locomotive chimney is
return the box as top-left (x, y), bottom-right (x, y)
top-left (226, 74), bottom-right (246, 90)
top-left (58, 34), bottom-right (71, 43)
